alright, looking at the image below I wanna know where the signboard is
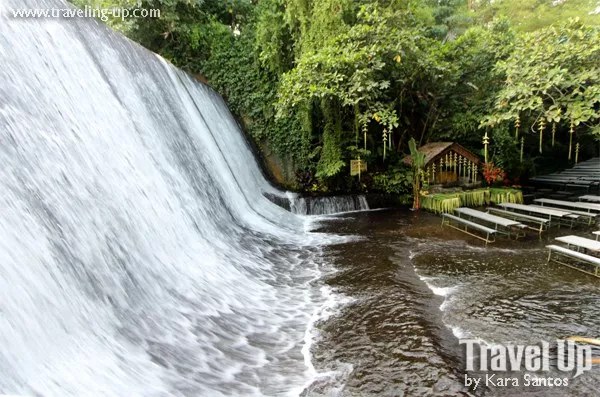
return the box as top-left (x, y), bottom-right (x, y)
top-left (350, 159), bottom-right (367, 176)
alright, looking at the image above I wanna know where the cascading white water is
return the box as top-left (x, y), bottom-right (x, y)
top-left (0, 1), bottom-right (343, 395)
top-left (289, 195), bottom-right (370, 216)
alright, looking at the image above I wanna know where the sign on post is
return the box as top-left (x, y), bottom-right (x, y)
top-left (350, 159), bottom-right (367, 176)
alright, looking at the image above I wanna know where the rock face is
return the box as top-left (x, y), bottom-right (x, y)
top-left (260, 140), bottom-right (297, 187)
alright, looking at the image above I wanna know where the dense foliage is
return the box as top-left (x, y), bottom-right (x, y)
top-left (70, 0), bottom-right (600, 194)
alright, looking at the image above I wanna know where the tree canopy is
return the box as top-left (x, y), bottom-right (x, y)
top-left (69, 0), bottom-right (600, 193)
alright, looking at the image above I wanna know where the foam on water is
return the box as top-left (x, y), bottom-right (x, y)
top-left (0, 1), bottom-right (351, 395)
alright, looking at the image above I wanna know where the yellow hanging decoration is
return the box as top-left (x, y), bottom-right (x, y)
top-left (469, 162), bottom-right (473, 183)
top-left (520, 136), bottom-right (524, 162)
top-left (551, 123), bottom-right (556, 147)
top-left (515, 115), bottom-right (521, 138)
top-left (465, 161), bottom-right (471, 180)
top-left (483, 132), bottom-right (490, 163)
top-left (453, 152), bottom-right (457, 176)
top-left (575, 143), bottom-right (580, 164)
top-left (568, 121), bottom-right (574, 161)
top-left (432, 163), bottom-right (436, 184)
top-left (538, 118), bottom-right (545, 154)
top-left (382, 129), bottom-right (388, 160)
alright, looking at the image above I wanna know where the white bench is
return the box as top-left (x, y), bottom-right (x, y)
top-left (593, 231), bottom-right (600, 241)
top-left (529, 205), bottom-right (596, 226)
top-left (546, 245), bottom-right (600, 278)
top-left (497, 203), bottom-right (577, 228)
top-left (535, 198), bottom-right (600, 214)
top-left (555, 235), bottom-right (600, 253)
top-left (580, 195), bottom-right (600, 203)
top-left (455, 207), bottom-right (527, 239)
top-left (441, 213), bottom-right (496, 245)
top-left (487, 207), bottom-right (549, 237)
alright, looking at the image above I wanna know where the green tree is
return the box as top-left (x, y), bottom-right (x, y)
top-left (482, 19), bottom-right (600, 139)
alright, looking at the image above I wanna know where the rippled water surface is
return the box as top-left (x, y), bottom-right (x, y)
top-left (309, 209), bottom-right (600, 396)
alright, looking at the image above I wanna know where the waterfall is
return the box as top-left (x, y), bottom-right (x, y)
top-left (289, 195), bottom-right (370, 215)
top-left (0, 1), bottom-right (340, 395)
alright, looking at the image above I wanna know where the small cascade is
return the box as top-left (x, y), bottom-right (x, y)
top-left (289, 195), bottom-right (370, 215)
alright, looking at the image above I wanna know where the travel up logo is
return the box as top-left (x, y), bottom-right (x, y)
top-left (460, 338), bottom-right (598, 390)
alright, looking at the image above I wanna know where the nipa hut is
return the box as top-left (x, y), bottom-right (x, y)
top-left (403, 142), bottom-right (482, 186)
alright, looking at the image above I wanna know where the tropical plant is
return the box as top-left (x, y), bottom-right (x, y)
top-left (482, 162), bottom-right (506, 185)
top-left (408, 138), bottom-right (426, 209)
top-left (371, 164), bottom-right (413, 195)
top-left (481, 19), bottom-right (600, 141)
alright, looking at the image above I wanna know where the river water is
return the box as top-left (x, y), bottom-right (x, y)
top-left (307, 209), bottom-right (600, 396)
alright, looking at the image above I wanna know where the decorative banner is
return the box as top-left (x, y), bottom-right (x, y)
top-left (569, 121), bottom-right (574, 161)
top-left (468, 161), bottom-right (473, 182)
top-left (483, 132), bottom-right (489, 163)
top-left (382, 129), bottom-right (388, 160)
top-left (453, 152), bottom-right (458, 176)
top-left (520, 136), bottom-right (524, 162)
top-left (350, 159), bottom-right (367, 176)
top-left (539, 118), bottom-right (545, 153)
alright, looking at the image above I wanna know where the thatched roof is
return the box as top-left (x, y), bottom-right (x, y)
top-left (403, 142), bottom-right (481, 167)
